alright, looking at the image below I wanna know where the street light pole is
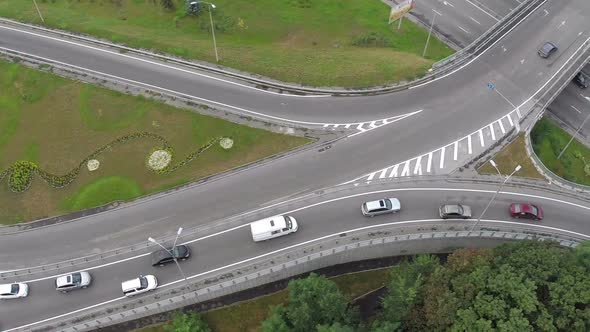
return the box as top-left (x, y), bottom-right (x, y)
top-left (32, 0), bottom-right (45, 23)
top-left (191, 1), bottom-right (219, 62)
top-left (557, 109), bottom-right (590, 159)
top-left (423, 9), bottom-right (440, 57)
top-left (470, 161), bottom-right (521, 232)
top-left (148, 227), bottom-right (191, 290)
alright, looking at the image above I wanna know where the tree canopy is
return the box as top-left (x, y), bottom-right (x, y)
top-left (375, 241), bottom-right (590, 332)
top-left (261, 273), bottom-right (357, 332)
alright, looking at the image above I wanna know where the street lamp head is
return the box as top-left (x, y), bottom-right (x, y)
top-left (189, 1), bottom-right (198, 4)
top-left (515, 165), bottom-right (522, 172)
top-left (148, 237), bottom-right (156, 243)
top-left (210, 4), bottom-right (216, 9)
top-left (177, 227), bottom-right (183, 235)
top-left (489, 159), bottom-right (497, 168)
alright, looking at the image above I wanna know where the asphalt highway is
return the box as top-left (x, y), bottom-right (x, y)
top-left (2, 181), bottom-right (590, 331)
top-left (0, 0), bottom-right (588, 267)
top-left (0, 0), bottom-right (590, 329)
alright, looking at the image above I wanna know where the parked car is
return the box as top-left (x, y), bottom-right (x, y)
top-left (439, 204), bottom-right (472, 219)
top-left (0, 283), bottom-right (28, 299)
top-left (151, 245), bottom-right (191, 266)
top-left (538, 42), bottom-right (557, 58)
top-left (121, 275), bottom-right (158, 297)
top-left (509, 203), bottom-right (543, 220)
top-left (55, 271), bottom-right (92, 293)
top-left (361, 198), bottom-right (401, 217)
top-left (573, 71), bottom-right (589, 89)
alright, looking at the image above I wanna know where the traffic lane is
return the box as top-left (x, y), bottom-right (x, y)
top-left (4, 187), bottom-right (590, 330)
top-left (548, 83), bottom-right (590, 142)
top-left (0, 24), bottom-right (423, 123)
top-left (469, 0), bottom-right (589, 109)
top-left (0, 0), bottom-right (586, 265)
top-left (473, 0), bottom-right (517, 18)
top-left (411, 0), bottom-right (495, 48)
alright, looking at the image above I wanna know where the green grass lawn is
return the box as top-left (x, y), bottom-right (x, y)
top-left (135, 268), bottom-right (390, 332)
top-left (530, 117), bottom-right (590, 186)
top-left (0, 0), bottom-right (453, 87)
top-left (0, 60), bottom-right (309, 224)
top-left (478, 135), bottom-right (543, 179)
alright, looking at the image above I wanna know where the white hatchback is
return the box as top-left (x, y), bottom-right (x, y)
top-left (121, 275), bottom-right (158, 297)
top-left (0, 283), bottom-right (29, 300)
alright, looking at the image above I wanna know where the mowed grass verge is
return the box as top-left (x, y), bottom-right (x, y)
top-left (0, 0), bottom-right (453, 87)
top-left (530, 117), bottom-right (590, 185)
top-left (478, 135), bottom-right (543, 179)
top-left (0, 60), bottom-right (310, 224)
top-left (135, 268), bottom-right (390, 332)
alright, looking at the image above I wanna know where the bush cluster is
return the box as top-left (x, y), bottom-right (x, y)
top-left (2, 132), bottom-right (169, 192)
top-left (7, 161), bottom-right (38, 193)
top-left (161, 137), bottom-right (220, 174)
top-left (1, 133), bottom-right (222, 193)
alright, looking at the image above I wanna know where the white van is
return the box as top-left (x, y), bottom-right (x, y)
top-left (250, 215), bottom-right (298, 242)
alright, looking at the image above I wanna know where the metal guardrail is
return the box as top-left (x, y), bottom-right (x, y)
top-left (25, 222), bottom-right (587, 332)
top-left (3, 174), bottom-right (590, 280)
top-left (0, 0), bottom-right (542, 96)
top-left (432, 0), bottom-right (542, 69)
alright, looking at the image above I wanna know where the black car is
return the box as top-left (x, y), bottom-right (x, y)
top-left (151, 245), bottom-right (191, 266)
top-left (573, 71), bottom-right (589, 89)
top-left (538, 42), bottom-right (557, 58)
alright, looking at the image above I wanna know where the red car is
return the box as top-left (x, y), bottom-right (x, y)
top-left (509, 203), bottom-right (543, 220)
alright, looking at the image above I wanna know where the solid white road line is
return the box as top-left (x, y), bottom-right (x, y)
top-left (413, 156), bottom-right (423, 175)
top-left (498, 119), bottom-right (506, 134)
top-left (478, 129), bottom-right (485, 147)
top-left (401, 161), bottom-right (411, 177)
top-left (489, 123), bottom-right (496, 140)
top-left (0, 25), bottom-right (328, 99)
top-left (16, 186), bottom-right (590, 282)
top-left (409, 0), bottom-right (547, 89)
top-left (12, 202), bottom-right (590, 331)
top-left (0, 46), bottom-right (422, 130)
top-left (388, 164), bottom-right (400, 178)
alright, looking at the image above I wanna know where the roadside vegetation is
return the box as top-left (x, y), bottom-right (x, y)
top-left (478, 134), bottom-right (543, 179)
top-left (0, 60), bottom-right (309, 224)
top-left (139, 241), bottom-right (590, 331)
top-left (530, 117), bottom-right (590, 186)
top-left (0, 0), bottom-right (453, 87)
top-left (135, 268), bottom-right (390, 332)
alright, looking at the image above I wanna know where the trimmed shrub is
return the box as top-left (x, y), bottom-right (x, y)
top-left (8, 161), bottom-right (38, 193)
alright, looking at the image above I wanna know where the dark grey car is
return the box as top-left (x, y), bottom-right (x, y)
top-left (151, 245), bottom-right (191, 266)
top-left (538, 42), bottom-right (557, 58)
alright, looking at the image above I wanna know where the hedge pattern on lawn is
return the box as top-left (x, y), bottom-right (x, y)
top-left (0, 132), bottom-right (223, 193)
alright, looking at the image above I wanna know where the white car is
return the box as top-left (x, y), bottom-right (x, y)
top-left (121, 275), bottom-right (158, 297)
top-left (0, 283), bottom-right (29, 299)
top-left (56, 271), bottom-right (92, 293)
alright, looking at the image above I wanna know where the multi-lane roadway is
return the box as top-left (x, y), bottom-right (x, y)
top-left (0, 0), bottom-right (590, 330)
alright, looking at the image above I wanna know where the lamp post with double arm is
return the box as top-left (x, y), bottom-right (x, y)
top-left (148, 227), bottom-right (191, 290)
